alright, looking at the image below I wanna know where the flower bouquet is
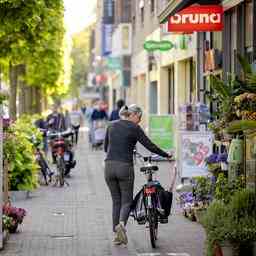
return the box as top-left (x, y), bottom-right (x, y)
top-left (3, 204), bottom-right (26, 233)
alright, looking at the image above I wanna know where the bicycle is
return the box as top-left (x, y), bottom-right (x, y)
top-left (133, 151), bottom-right (175, 248)
top-left (136, 153), bottom-right (161, 248)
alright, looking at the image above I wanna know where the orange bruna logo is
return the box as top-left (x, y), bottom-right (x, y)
top-left (168, 5), bottom-right (223, 33)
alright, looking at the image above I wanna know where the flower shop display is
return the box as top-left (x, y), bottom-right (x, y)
top-left (202, 189), bottom-right (256, 256)
top-left (177, 176), bottom-right (213, 223)
top-left (3, 204), bottom-right (26, 233)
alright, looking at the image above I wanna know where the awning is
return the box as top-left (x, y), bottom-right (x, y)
top-left (159, 0), bottom-right (221, 24)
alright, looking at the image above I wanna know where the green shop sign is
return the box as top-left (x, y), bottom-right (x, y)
top-left (148, 115), bottom-right (175, 152)
top-left (143, 40), bottom-right (174, 52)
top-left (106, 57), bottom-right (122, 70)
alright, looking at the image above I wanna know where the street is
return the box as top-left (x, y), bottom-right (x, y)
top-left (1, 129), bottom-right (205, 256)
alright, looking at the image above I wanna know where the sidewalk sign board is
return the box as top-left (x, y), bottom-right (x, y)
top-left (179, 131), bottom-right (213, 177)
top-left (148, 115), bottom-right (175, 152)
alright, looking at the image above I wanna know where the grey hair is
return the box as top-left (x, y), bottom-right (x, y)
top-left (119, 104), bottom-right (143, 119)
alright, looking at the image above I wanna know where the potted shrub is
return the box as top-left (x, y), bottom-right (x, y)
top-left (202, 200), bottom-right (237, 256)
top-left (227, 189), bottom-right (256, 255)
top-left (3, 204), bottom-right (26, 233)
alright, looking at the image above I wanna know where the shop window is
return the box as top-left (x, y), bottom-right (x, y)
top-left (245, 0), bottom-right (253, 63)
top-left (150, 81), bottom-right (158, 114)
top-left (204, 32), bottom-right (222, 73)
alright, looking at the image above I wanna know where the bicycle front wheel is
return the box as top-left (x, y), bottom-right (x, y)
top-left (148, 208), bottom-right (158, 248)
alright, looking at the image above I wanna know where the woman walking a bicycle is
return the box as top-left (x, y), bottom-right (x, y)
top-left (104, 104), bottom-right (172, 246)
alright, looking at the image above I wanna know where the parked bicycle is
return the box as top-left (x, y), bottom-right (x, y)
top-left (47, 129), bottom-right (76, 187)
top-left (131, 151), bottom-right (174, 248)
top-left (31, 134), bottom-right (54, 185)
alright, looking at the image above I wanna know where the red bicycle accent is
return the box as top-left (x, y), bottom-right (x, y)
top-left (145, 187), bottom-right (156, 195)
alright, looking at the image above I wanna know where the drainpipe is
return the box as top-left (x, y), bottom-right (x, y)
top-left (196, 32), bottom-right (204, 103)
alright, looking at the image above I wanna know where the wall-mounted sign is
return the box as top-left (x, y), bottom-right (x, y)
top-left (168, 5), bottom-right (223, 33)
top-left (144, 40), bottom-right (174, 52)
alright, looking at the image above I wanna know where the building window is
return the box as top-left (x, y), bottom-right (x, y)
top-left (245, 0), bottom-right (253, 63)
top-left (122, 25), bottom-right (130, 50)
top-left (150, 0), bottom-right (155, 13)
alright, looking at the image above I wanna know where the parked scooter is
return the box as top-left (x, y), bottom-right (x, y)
top-left (47, 129), bottom-right (76, 186)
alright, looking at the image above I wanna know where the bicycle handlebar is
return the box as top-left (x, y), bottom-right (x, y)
top-left (47, 129), bottom-right (74, 139)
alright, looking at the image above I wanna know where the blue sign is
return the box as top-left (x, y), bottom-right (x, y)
top-left (102, 24), bottom-right (113, 56)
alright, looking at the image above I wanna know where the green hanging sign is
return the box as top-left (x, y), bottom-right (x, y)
top-left (106, 57), bottom-right (122, 70)
top-left (143, 40), bottom-right (174, 52)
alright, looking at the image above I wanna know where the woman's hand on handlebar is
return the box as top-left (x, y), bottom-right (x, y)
top-left (167, 154), bottom-right (175, 162)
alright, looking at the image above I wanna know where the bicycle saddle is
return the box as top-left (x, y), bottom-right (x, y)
top-left (140, 166), bottom-right (159, 172)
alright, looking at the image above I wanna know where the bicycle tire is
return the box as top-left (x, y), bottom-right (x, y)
top-left (148, 208), bottom-right (158, 248)
top-left (57, 157), bottom-right (65, 187)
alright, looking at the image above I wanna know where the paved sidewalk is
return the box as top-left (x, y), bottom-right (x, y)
top-left (1, 129), bottom-right (206, 256)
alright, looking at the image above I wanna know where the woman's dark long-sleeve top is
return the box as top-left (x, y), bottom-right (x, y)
top-left (104, 119), bottom-right (169, 163)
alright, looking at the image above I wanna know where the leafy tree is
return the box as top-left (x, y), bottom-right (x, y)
top-left (0, 0), bottom-right (66, 117)
top-left (70, 25), bottom-right (93, 97)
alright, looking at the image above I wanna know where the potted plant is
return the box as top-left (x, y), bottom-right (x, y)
top-left (202, 200), bottom-right (236, 256)
top-left (3, 204), bottom-right (26, 233)
top-left (227, 189), bottom-right (256, 255)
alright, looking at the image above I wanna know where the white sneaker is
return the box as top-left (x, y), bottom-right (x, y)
top-left (112, 233), bottom-right (122, 245)
top-left (115, 223), bottom-right (128, 245)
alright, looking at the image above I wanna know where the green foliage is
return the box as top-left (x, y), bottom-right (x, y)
top-left (225, 120), bottom-right (256, 134)
top-left (70, 25), bottom-right (93, 96)
top-left (3, 116), bottom-right (42, 190)
top-left (203, 189), bottom-right (256, 255)
top-left (0, 0), bottom-right (66, 104)
top-left (214, 173), bottom-right (245, 204)
top-left (194, 176), bottom-right (212, 201)
top-left (202, 200), bottom-right (230, 256)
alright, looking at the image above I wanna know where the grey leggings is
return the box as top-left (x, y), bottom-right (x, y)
top-left (104, 161), bottom-right (134, 232)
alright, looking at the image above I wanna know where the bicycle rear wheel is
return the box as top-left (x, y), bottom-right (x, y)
top-left (57, 157), bottom-right (65, 187)
top-left (148, 208), bottom-right (158, 248)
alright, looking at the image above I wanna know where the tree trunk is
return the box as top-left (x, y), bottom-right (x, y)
top-left (18, 64), bottom-right (26, 116)
top-left (9, 62), bottom-right (19, 121)
top-left (34, 87), bottom-right (42, 114)
top-left (27, 86), bottom-right (33, 114)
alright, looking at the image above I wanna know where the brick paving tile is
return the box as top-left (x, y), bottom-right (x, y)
top-left (1, 129), bottom-right (206, 256)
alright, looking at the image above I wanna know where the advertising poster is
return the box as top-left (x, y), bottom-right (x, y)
top-left (179, 131), bottom-right (213, 177)
top-left (148, 115), bottom-right (175, 152)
